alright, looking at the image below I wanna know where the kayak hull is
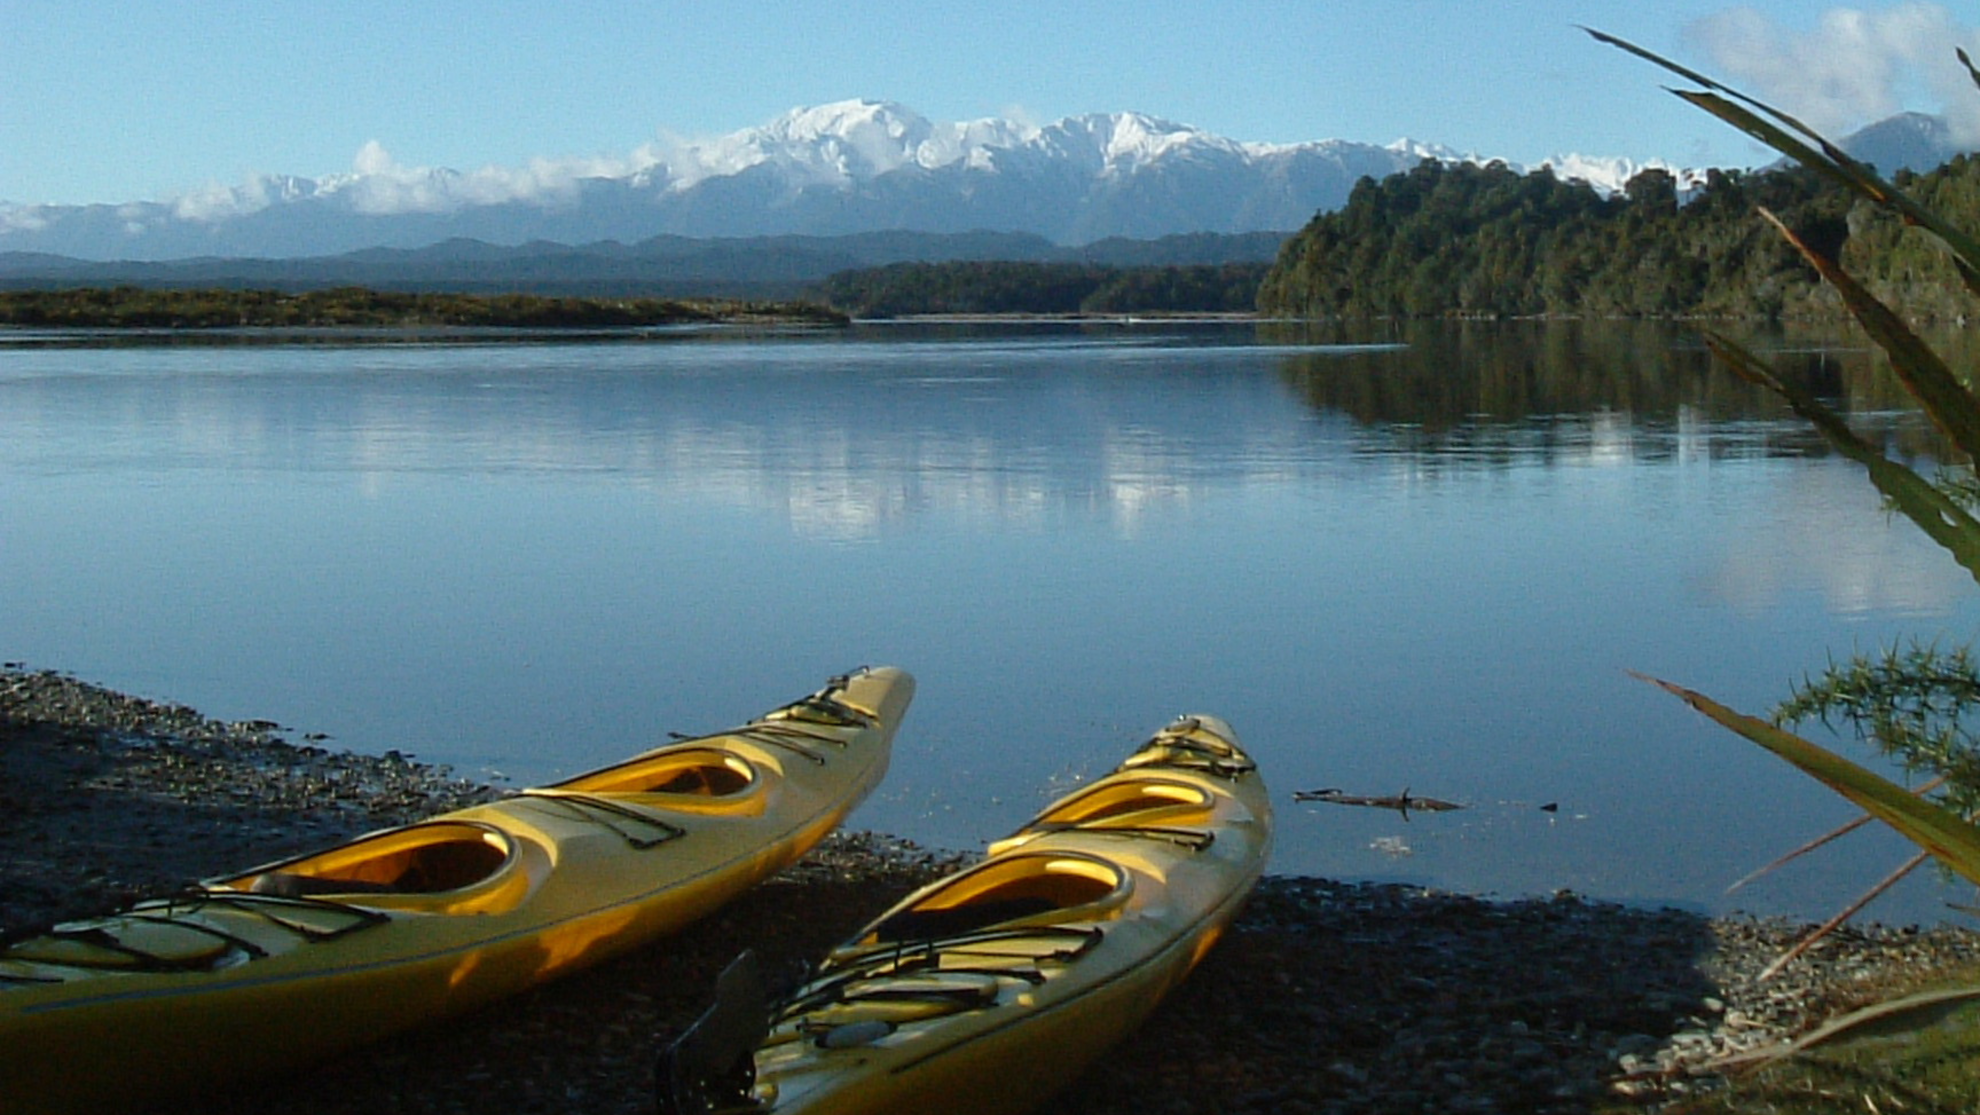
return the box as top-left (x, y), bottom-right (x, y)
top-left (696, 714), bottom-right (1268, 1115)
top-left (0, 667), bottom-right (912, 1115)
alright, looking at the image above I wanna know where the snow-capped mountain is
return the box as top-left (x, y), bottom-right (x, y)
top-left (12, 98), bottom-right (1951, 263)
top-left (0, 101), bottom-right (1485, 260)
top-left (1531, 154), bottom-right (1710, 196)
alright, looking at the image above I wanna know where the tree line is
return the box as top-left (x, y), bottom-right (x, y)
top-left (812, 261), bottom-right (1271, 317)
top-left (1256, 153), bottom-right (1980, 321)
top-left (0, 286), bottom-right (848, 328)
top-left (814, 154), bottom-right (1980, 321)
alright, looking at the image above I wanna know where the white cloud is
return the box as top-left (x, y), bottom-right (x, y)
top-left (1684, 4), bottom-right (1980, 144)
top-left (171, 179), bottom-right (274, 222)
top-left (0, 205), bottom-right (49, 233)
top-left (629, 131), bottom-right (753, 191)
top-left (999, 104), bottom-right (1042, 131)
top-left (317, 141), bottom-right (662, 215)
top-left (352, 140), bottom-right (395, 178)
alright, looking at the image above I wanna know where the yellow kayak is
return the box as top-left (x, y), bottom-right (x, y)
top-left (0, 666), bottom-right (913, 1115)
top-left (662, 713), bottom-right (1269, 1115)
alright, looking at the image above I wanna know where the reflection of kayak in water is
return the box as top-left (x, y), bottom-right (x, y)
top-left (0, 667), bottom-right (914, 1115)
top-left (662, 713), bottom-right (1270, 1115)
top-left (1293, 787), bottom-right (1466, 819)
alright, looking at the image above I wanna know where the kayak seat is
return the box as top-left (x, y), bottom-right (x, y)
top-left (245, 826), bottom-right (512, 897)
top-left (872, 897), bottom-right (1058, 942)
top-left (551, 747), bottom-right (756, 797)
top-left (984, 779), bottom-right (1217, 857)
top-left (643, 764), bottom-right (751, 796)
top-left (868, 855), bottom-right (1127, 942)
top-left (1033, 778), bottom-right (1210, 825)
top-left (251, 873), bottom-right (403, 897)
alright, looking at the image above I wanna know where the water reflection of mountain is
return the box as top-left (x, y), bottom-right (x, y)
top-left (1268, 319), bottom-right (1946, 465)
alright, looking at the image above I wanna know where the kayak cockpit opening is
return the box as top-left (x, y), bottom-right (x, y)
top-left (985, 777), bottom-right (1218, 855)
top-left (549, 747), bottom-right (757, 797)
top-left (867, 854), bottom-right (1128, 943)
top-left (1030, 778), bottom-right (1212, 826)
top-left (227, 821), bottom-right (515, 900)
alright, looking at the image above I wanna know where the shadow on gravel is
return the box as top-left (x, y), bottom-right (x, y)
top-left (1063, 877), bottom-right (1720, 1115)
top-left (150, 874), bottom-right (1718, 1115)
top-left (0, 727), bottom-right (381, 930)
top-left (0, 695), bottom-right (493, 932)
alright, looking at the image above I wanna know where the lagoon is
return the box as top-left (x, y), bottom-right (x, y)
top-left (3, 319), bottom-right (1975, 925)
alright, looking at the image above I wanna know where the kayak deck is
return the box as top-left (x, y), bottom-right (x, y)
top-left (662, 713), bottom-right (1270, 1115)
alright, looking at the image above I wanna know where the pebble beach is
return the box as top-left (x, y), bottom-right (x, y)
top-left (6, 665), bottom-right (1980, 1115)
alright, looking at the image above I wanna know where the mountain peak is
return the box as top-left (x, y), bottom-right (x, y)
top-left (762, 99), bottom-right (933, 144)
top-left (1838, 110), bottom-right (1957, 175)
top-left (1076, 112), bottom-right (1236, 172)
top-left (663, 99), bottom-right (1032, 189)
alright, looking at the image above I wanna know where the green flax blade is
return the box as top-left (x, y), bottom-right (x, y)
top-left (1641, 674), bottom-right (1980, 886)
top-left (1672, 91), bottom-right (1887, 201)
top-left (1582, 28), bottom-right (1852, 155)
top-left (1702, 333), bottom-right (1980, 583)
top-left (1756, 208), bottom-right (1980, 460)
top-left (1676, 91), bottom-right (1980, 290)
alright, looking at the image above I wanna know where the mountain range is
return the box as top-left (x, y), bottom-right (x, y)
top-left (1, 101), bottom-right (1968, 284)
top-left (0, 100), bottom-right (1682, 263)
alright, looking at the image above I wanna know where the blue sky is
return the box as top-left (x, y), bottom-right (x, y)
top-left (6, 1), bottom-right (1979, 206)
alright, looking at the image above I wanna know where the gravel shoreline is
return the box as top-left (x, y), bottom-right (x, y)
top-left (6, 666), bottom-right (1980, 1114)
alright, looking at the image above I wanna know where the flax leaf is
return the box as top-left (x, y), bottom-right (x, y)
top-left (1639, 674), bottom-right (1980, 887)
top-left (1582, 28), bottom-right (1851, 154)
top-left (1756, 208), bottom-right (1980, 459)
top-left (1702, 333), bottom-right (1980, 582)
top-left (1672, 90), bottom-right (1891, 202)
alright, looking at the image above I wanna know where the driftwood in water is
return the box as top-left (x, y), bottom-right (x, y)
top-left (1292, 787), bottom-right (1465, 821)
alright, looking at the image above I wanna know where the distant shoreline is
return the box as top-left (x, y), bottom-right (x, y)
top-left (0, 286), bottom-right (848, 333)
top-left (0, 308), bottom-right (1275, 347)
top-left (860, 310), bottom-right (1260, 323)
top-left (0, 321), bottom-right (846, 349)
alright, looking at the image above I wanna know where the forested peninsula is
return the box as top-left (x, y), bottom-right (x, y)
top-left (1257, 154), bottom-right (1980, 321)
top-left (0, 287), bottom-right (848, 329)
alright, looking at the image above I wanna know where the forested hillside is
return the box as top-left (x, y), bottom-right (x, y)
top-left (1833, 153), bottom-right (1980, 320)
top-left (1257, 158), bottom-right (1872, 319)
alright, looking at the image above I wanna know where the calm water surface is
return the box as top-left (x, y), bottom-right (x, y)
top-left (5, 320), bottom-right (1977, 925)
